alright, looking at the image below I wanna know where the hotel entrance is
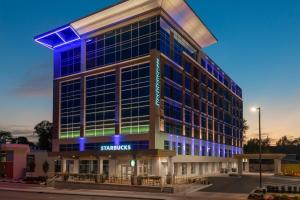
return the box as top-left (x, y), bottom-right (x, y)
top-left (66, 160), bottom-right (74, 173)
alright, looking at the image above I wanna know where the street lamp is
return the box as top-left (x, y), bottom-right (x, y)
top-left (251, 106), bottom-right (262, 188)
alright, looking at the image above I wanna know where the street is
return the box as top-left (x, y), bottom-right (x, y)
top-left (0, 190), bottom-right (145, 200)
top-left (202, 175), bottom-right (300, 193)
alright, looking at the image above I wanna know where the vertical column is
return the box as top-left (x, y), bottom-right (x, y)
top-left (274, 159), bottom-right (282, 175)
top-left (115, 67), bottom-right (121, 134)
top-left (80, 76), bottom-right (85, 138)
top-left (52, 80), bottom-right (60, 147)
top-left (237, 158), bottom-right (243, 175)
top-left (149, 50), bottom-right (161, 149)
top-left (98, 158), bottom-right (103, 174)
top-left (153, 157), bottom-right (161, 176)
top-left (62, 159), bottom-right (67, 173)
top-left (53, 50), bottom-right (61, 142)
top-left (167, 156), bottom-right (174, 175)
top-left (80, 40), bottom-right (86, 138)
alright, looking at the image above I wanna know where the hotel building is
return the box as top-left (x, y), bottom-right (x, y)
top-left (35, 0), bottom-right (243, 182)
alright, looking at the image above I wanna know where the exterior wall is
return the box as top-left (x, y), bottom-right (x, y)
top-left (29, 151), bottom-right (56, 177)
top-left (0, 144), bottom-right (30, 179)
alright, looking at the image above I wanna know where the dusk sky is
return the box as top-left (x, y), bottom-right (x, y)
top-left (0, 0), bottom-right (299, 142)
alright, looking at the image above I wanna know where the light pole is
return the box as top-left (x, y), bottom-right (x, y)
top-left (251, 106), bottom-right (262, 188)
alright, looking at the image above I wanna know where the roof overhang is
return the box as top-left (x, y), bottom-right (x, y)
top-left (71, 0), bottom-right (217, 48)
top-left (35, 0), bottom-right (217, 50)
top-left (34, 25), bottom-right (81, 49)
top-left (234, 154), bottom-right (286, 160)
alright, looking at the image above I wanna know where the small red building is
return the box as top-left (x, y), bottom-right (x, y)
top-left (0, 144), bottom-right (30, 179)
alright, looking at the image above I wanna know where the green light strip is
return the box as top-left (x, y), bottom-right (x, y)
top-left (155, 58), bottom-right (160, 106)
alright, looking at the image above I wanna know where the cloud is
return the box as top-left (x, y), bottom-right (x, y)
top-left (0, 124), bottom-right (38, 143)
top-left (10, 62), bottom-right (53, 97)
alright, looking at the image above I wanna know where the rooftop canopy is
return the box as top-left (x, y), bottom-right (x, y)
top-left (35, 0), bottom-right (217, 50)
top-left (34, 25), bottom-right (80, 49)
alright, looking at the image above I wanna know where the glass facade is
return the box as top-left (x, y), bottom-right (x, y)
top-left (60, 47), bottom-right (81, 76)
top-left (121, 64), bottom-right (150, 134)
top-left (60, 79), bottom-right (81, 139)
top-left (86, 17), bottom-right (159, 70)
top-left (85, 71), bottom-right (116, 137)
top-left (160, 17), bottom-right (243, 157)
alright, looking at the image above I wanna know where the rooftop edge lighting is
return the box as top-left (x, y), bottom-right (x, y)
top-left (34, 25), bottom-right (81, 50)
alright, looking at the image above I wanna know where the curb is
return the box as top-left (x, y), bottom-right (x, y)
top-left (0, 187), bottom-right (166, 200)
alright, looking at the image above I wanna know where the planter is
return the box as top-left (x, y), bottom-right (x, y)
top-left (166, 174), bottom-right (172, 185)
top-left (137, 176), bottom-right (142, 185)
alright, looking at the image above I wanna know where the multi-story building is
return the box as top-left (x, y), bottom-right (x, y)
top-left (35, 0), bottom-right (243, 181)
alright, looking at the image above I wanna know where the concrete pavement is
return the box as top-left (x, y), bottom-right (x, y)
top-left (0, 182), bottom-right (247, 200)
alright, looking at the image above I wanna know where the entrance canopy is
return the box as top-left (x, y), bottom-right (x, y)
top-left (49, 149), bottom-right (176, 158)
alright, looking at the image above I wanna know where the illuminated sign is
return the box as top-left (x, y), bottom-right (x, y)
top-left (130, 160), bottom-right (136, 167)
top-left (100, 145), bottom-right (131, 151)
top-left (155, 58), bottom-right (160, 106)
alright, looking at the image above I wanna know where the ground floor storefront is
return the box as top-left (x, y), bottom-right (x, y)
top-left (48, 150), bottom-right (237, 185)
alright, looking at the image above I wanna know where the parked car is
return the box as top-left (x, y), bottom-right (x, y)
top-left (248, 188), bottom-right (267, 200)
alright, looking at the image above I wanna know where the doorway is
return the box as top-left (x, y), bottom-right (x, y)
top-left (121, 165), bottom-right (132, 180)
top-left (66, 160), bottom-right (74, 174)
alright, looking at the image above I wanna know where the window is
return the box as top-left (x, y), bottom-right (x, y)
top-left (185, 93), bottom-right (191, 107)
top-left (194, 145), bottom-right (199, 156)
top-left (164, 141), bottom-right (170, 150)
top-left (164, 120), bottom-right (182, 136)
top-left (79, 160), bottom-right (98, 174)
top-left (139, 160), bottom-right (153, 176)
top-left (164, 101), bottom-right (182, 121)
top-left (184, 62), bottom-right (191, 74)
top-left (185, 110), bottom-right (191, 124)
top-left (185, 126), bottom-right (192, 138)
top-left (26, 155), bottom-right (35, 172)
top-left (185, 144), bottom-right (191, 155)
top-left (85, 71), bottom-right (116, 137)
top-left (182, 163), bottom-right (187, 175)
top-left (54, 160), bottom-right (62, 173)
top-left (121, 64), bottom-right (150, 134)
top-left (185, 77), bottom-right (191, 91)
top-left (60, 79), bottom-right (81, 138)
top-left (178, 143), bottom-right (182, 155)
top-left (191, 163), bottom-right (196, 174)
top-left (60, 47), bottom-right (81, 76)
top-left (164, 64), bottom-right (182, 85)
top-left (164, 82), bottom-right (182, 103)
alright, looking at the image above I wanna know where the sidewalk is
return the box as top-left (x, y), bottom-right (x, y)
top-left (0, 182), bottom-right (210, 200)
top-left (0, 182), bottom-right (248, 200)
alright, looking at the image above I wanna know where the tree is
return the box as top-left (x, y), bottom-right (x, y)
top-left (34, 121), bottom-right (53, 151)
top-left (0, 130), bottom-right (12, 144)
top-left (43, 161), bottom-right (49, 177)
top-left (243, 137), bottom-right (271, 154)
top-left (242, 119), bottom-right (249, 141)
top-left (276, 136), bottom-right (293, 146)
top-left (15, 136), bottom-right (30, 144)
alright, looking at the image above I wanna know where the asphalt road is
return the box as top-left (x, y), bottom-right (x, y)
top-left (201, 175), bottom-right (300, 194)
top-left (0, 190), bottom-right (146, 200)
